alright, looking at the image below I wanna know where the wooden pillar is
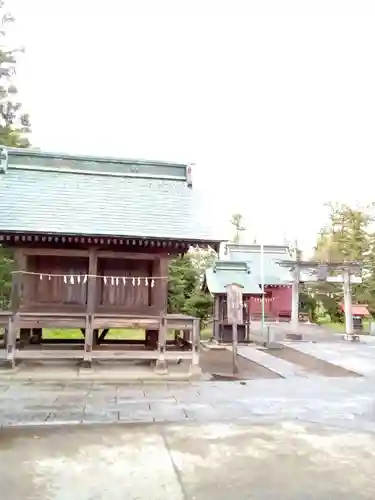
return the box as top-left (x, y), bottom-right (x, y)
top-left (84, 248), bottom-right (97, 366)
top-left (232, 323), bottom-right (239, 374)
top-left (291, 264), bottom-right (299, 333)
top-left (87, 248), bottom-right (98, 313)
top-left (153, 256), bottom-right (169, 367)
top-left (13, 249), bottom-right (26, 344)
top-left (155, 315), bottom-right (167, 374)
top-left (152, 255), bottom-right (169, 312)
top-left (183, 329), bottom-right (190, 343)
top-left (244, 298), bottom-right (250, 342)
top-left (190, 318), bottom-right (201, 375)
top-left (213, 295), bottom-right (220, 343)
top-left (83, 314), bottom-right (93, 367)
top-left (6, 314), bottom-right (17, 369)
top-left (343, 269), bottom-right (353, 336)
top-left (7, 267), bottom-right (21, 369)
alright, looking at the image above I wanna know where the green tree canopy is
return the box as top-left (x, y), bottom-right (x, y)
top-left (312, 202), bottom-right (375, 318)
top-left (0, 2), bottom-right (30, 309)
top-left (168, 251), bottom-right (215, 326)
top-left (0, 1), bottom-right (30, 147)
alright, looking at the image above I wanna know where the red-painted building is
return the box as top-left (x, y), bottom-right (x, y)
top-left (225, 244), bottom-right (294, 320)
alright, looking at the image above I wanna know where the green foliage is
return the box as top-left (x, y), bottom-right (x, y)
top-left (168, 253), bottom-right (214, 325)
top-left (188, 246), bottom-right (217, 279)
top-left (0, 3), bottom-right (29, 309)
top-left (313, 202), bottom-right (375, 318)
top-left (0, 246), bottom-right (12, 310)
top-left (299, 288), bottom-right (318, 322)
top-left (0, 2), bottom-right (31, 147)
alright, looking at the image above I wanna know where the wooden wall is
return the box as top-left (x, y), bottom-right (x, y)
top-left (26, 255), bottom-right (88, 307)
top-left (98, 258), bottom-right (151, 309)
top-left (16, 248), bottom-right (170, 315)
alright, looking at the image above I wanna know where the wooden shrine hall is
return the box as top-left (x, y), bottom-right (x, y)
top-left (0, 147), bottom-right (221, 371)
top-left (203, 261), bottom-right (263, 343)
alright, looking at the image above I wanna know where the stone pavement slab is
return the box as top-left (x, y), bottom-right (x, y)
top-left (1, 377), bottom-right (375, 429)
top-left (1, 421), bottom-right (375, 499)
top-left (286, 342), bottom-right (375, 376)
top-left (236, 345), bottom-right (307, 377)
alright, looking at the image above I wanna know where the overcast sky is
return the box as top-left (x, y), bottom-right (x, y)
top-left (11, 0), bottom-right (375, 254)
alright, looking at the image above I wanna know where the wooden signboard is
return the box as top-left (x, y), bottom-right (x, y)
top-left (225, 283), bottom-right (243, 375)
top-left (226, 283), bottom-right (244, 325)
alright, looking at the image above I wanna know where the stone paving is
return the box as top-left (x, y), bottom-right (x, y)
top-left (287, 341), bottom-right (375, 376)
top-left (1, 377), bottom-right (375, 430)
top-left (2, 420), bottom-right (375, 499)
top-left (236, 345), bottom-right (308, 377)
top-left (2, 344), bottom-right (375, 499)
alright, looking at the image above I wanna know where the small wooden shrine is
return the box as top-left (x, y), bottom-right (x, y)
top-left (340, 303), bottom-right (370, 332)
top-left (0, 147), bottom-right (221, 371)
top-left (225, 244), bottom-right (293, 320)
top-left (203, 261), bottom-right (262, 343)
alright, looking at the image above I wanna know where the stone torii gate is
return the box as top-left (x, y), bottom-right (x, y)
top-left (279, 257), bottom-right (362, 336)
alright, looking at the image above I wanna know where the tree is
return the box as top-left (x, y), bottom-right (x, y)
top-left (312, 202), bottom-right (375, 318)
top-left (0, 246), bottom-right (11, 309)
top-left (230, 213), bottom-right (246, 245)
top-left (188, 246), bottom-right (217, 279)
top-left (299, 287), bottom-right (318, 323)
top-left (168, 253), bottom-right (213, 326)
top-left (0, 1), bottom-right (31, 147)
top-left (0, 2), bottom-right (30, 310)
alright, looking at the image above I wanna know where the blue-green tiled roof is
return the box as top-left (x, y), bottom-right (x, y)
top-left (225, 244), bottom-right (293, 285)
top-left (204, 261), bottom-right (263, 294)
top-left (0, 148), bottom-right (221, 242)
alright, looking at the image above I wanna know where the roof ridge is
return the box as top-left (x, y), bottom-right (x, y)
top-left (6, 148), bottom-right (191, 182)
top-left (213, 260), bottom-right (250, 273)
top-left (6, 147), bottom-right (188, 167)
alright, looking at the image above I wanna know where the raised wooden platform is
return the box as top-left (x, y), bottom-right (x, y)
top-left (1, 312), bottom-right (201, 374)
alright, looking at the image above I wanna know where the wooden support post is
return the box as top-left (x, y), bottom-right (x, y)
top-left (291, 264), bottom-right (300, 334)
top-left (156, 256), bottom-right (169, 312)
top-left (83, 314), bottom-right (93, 367)
top-left (213, 295), bottom-right (220, 343)
top-left (343, 269), bottom-right (353, 337)
top-left (232, 323), bottom-right (239, 374)
top-left (7, 264), bottom-right (21, 368)
top-left (244, 301), bottom-right (250, 342)
top-left (190, 318), bottom-right (201, 375)
top-left (155, 315), bottom-right (168, 374)
top-left (6, 315), bottom-right (17, 369)
top-left (84, 248), bottom-right (97, 363)
top-left (226, 283), bottom-right (243, 376)
top-left (87, 248), bottom-right (98, 313)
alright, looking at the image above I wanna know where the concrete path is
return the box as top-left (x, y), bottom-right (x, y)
top-left (1, 377), bottom-right (375, 430)
top-left (1, 420), bottom-right (375, 499)
top-left (286, 342), bottom-right (375, 376)
top-left (236, 345), bottom-right (308, 378)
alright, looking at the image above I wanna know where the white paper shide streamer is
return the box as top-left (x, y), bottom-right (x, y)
top-left (30, 272), bottom-right (163, 287)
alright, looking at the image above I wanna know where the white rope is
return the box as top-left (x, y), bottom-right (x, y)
top-left (12, 270), bottom-right (163, 287)
top-left (12, 270), bottom-right (168, 279)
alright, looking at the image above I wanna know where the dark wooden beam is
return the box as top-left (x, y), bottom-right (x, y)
top-left (0, 231), bottom-right (218, 253)
top-left (98, 328), bottom-right (109, 344)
